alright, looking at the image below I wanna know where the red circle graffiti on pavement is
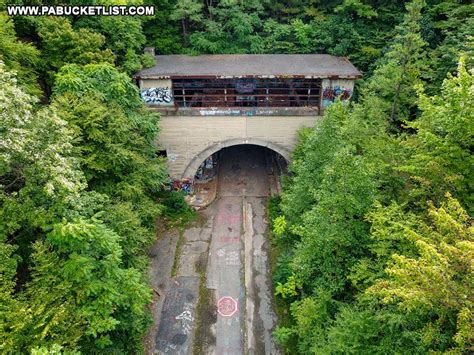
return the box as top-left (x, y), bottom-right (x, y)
top-left (217, 296), bottom-right (238, 317)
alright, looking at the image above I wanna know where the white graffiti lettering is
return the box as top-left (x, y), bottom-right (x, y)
top-left (175, 304), bottom-right (194, 335)
top-left (141, 87), bottom-right (173, 105)
top-left (176, 310), bottom-right (193, 322)
top-left (164, 342), bottom-right (177, 353)
top-left (225, 250), bottom-right (240, 266)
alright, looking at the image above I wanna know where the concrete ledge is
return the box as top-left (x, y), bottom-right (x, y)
top-left (150, 106), bottom-right (320, 116)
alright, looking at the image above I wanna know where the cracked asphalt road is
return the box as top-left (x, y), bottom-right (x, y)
top-left (206, 145), bottom-right (278, 355)
top-left (152, 145), bottom-right (278, 355)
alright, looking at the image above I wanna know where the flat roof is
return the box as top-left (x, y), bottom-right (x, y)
top-left (136, 54), bottom-right (361, 79)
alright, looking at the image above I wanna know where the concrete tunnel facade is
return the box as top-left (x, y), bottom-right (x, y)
top-left (159, 117), bottom-right (311, 179)
top-left (134, 54), bottom-right (361, 179)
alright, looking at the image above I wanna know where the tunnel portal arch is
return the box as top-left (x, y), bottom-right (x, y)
top-left (182, 138), bottom-right (291, 179)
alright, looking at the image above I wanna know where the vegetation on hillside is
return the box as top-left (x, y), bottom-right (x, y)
top-left (0, 0), bottom-right (472, 352)
top-left (1, 2), bottom-right (167, 352)
top-left (270, 1), bottom-right (473, 353)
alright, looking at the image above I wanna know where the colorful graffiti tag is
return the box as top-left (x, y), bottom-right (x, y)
top-left (195, 155), bottom-right (216, 180)
top-left (140, 87), bottom-right (173, 105)
top-left (322, 86), bottom-right (352, 108)
top-left (171, 178), bottom-right (193, 194)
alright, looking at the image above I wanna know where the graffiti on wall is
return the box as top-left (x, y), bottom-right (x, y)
top-left (140, 87), bottom-right (173, 105)
top-left (322, 86), bottom-right (352, 108)
top-left (170, 178), bottom-right (193, 194)
top-left (195, 155), bottom-right (216, 180)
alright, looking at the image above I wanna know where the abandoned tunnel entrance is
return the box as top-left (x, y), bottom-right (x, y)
top-left (194, 144), bottom-right (288, 181)
top-left (182, 139), bottom-right (290, 180)
top-left (194, 144), bottom-right (287, 197)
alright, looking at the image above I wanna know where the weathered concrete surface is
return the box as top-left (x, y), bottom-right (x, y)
top-left (155, 277), bottom-right (200, 354)
top-left (207, 196), bottom-right (244, 354)
top-left (148, 145), bottom-right (278, 355)
top-left (158, 115), bottom-right (319, 178)
top-left (144, 227), bottom-right (179, 354)
top-left (203, 145), bottom-right (278, 354)
top-left (151, 216), bottom-right (213, 354)
top-left (245, 197), bottom-right (278, 354)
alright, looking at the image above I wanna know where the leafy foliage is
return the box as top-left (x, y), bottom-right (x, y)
top-left (271, 1), bottom-right (473, 352)
top-left (1, 0), bottom-right (473, 352)
top-left (0, 13), bottom-right (40, 96)
top-left (400, 59), bottom-right (474, 210)
top-left (367, 195), bottom-right (473, 353)
top-left (362, 0), bottom-right (427, 126)
top-left (3, 219), bottom-right (151, 352)
top-left (52, 64), bottom-right (167, 269)
top-left (34, 17), bottom-right (115, 89)
top-left (74, 15), bottom-right (148, 74)
top-left (0, 49), bottom-right (164, 354)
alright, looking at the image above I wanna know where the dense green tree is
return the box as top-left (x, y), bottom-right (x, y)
top-left (170, 0), bottom-right (203, 43)
top-left (52, 63), bottom-right (167, 268)
top-left (143, 0), bottom-right (184, 53)
top-left (0, 13), bottom-right (40, 96)
top-left (189, 0), bottom-right (265, 53)
top-left (362, 0), bottom-right (427, 126)
top-left (3, 1), bottom-right (154, 92)
top-left (34, 17), bottom-right (115, 90)
top-left (0, 63), bottom-right (85, 240)
top-left (274, 57), bottom-right (472, 355)
top-left (334, 0), bottom-right (377, 19)
top-left (400, 58), bottom-right (474, 211)
top-left (426, 1), bottom-right (474, 89)
top-left (3, 219), bottom-right (151, 352)
top-left (74, 15), bottom-right (149, 74)
top-left (0, 63), bottom-right (79, 352)
top-left (52, 63), bottom-right (166, 200)
top-left (278, 0), bottom-right (426, 298)
top-left (0, 56), bottom-right (162, 353)
top-left (366, 195), bottom-right (473, 353)
top-left (311, 193), bottom-right (473, 354)
top-left (271, 1), bottom-right (473, 352)
top-left (264, 0), bottom-right (323, 21)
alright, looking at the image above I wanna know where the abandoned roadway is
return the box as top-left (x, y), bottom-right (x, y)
top-left (150, 146), bottom-right (279, 355)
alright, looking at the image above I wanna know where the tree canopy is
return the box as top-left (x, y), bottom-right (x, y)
top-left (1, 0), bottom-right (472, 352)
top-left (0, 4), bottom-right (167, 351)
top-left (270, 1), bottom-right (473, 353)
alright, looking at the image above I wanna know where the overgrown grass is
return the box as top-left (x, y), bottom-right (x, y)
top-left (158, 190), bottom-right (197, 277)
top-left (193, 254), bottom-right (216, 354)
top-left (159, 190), bottom-right (196, 228)
top-left (170, 229), bottom-right (184, 278)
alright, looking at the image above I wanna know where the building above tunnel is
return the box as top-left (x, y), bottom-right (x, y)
top-left (136, 54), bottom-right (361, 79)
top-left (135, 54), bottom-right (361, 116)
top-left (134, 54), bottom-right (362, 178)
